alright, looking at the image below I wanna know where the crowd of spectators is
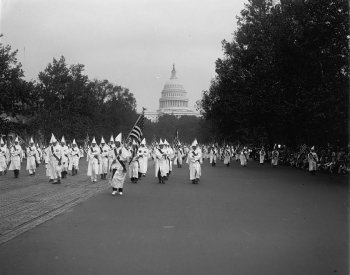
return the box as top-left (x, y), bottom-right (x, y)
top-left (250, 145), bottom-right (350, 175)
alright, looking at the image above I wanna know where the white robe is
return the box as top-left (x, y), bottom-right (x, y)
top-left (99, 144), bottom-right (110, 174)
top-left (0, 146), bottom-right (9, 172)
top-left (223, 149), bottom-right (231, 164)
top-left (69, 147), bottom-right (81, 170)
top-left (188, 148), bottom-right (202, 180)
top-left (259, 150), bottom-right (266, 164)
top-left (110, 146), bottom-right (129, 189)
top-left (155, 147), bottom-right (168, 177)
top-left (8, 145), bottom-right (23, 170)
top-left (61, 145), bottom-right (69, 172)
top-left (26, 146), bottom-right (39, 172)
top-left (137, 146), bottom-right (149, 174)
top-left (87, 146), bottom-right (100, 181)
top-left (271, 150), bottom-right (279, 166)
top-left (49, 144), bottom-right (63, 179)
top-left (209, 148), bottom-right (217, 164)
top-left (308, 152), bottom-right (318, 171)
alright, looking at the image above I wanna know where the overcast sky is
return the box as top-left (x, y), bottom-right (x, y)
top-left (1, 0), bottom-right (246, 112)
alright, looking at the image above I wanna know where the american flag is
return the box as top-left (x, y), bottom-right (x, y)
top-left (127, 109), bottom-right (145, 145)
top-left (83, 134), bottom-right (90, 153)
top-left (173, 129), bottom-right (180, 151)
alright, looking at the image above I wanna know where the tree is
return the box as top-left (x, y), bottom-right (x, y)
top-left (34, 56), bottom-right (139, 143)
top-left (200, 0), bottom-right (349, 146)
top-left (0, 36), bottom-right (37, 135)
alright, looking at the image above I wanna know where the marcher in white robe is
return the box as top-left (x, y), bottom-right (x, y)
top-left (187, 139), bottom-right (202, 184)
top-left (223, 146), bottom-right (231, 166)
top-left (308, 146), bottom-right (318, 175)
top-left (240, 147), bottom-right (248, 167)
top-left (138, 138), bottom-right (149, 177)
top-left (8, 137), bottom-right (23, 178)
top-left (99, 137), bottom-right (109, 180)
top-left (69, 139), bottom-right (80, 175)
top-left (26, 138), bottom-right (39, 175)
top-left (108, 136), bottom-right (115, 171)
top-left (175, 146), bottom-right (184, 168)
top-left (87, 138), bottom-right (100, 183)
top-left (0, 138), bottom-right (9, 175)
top-left (259, 147), bottom-right (266, 164)
top-left (45, 139), bottom-right (54, 181)
top-left (110, 133), bottom-right (129, 195)
top-left (163, 139), bottom-right (172, 177)
top-left (60, 136), bottom-right (69, 178)
top-left (129, 141), bottom-right (140, 183)
top-left (155, 139), bottom-right (168, 184)
top-left (49, 134), bottom-right (63, 184)
top-left (271, 147), bottom-right (279, 167)
top-left (209, 146), bottom-right (217, 166)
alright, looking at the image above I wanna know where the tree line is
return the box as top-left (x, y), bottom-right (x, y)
top-left (0, 39), bottom-right (211, 145)
top-left (200, 0), bottom-right (349, 146)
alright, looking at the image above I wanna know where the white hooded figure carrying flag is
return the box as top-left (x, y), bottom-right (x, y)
top-left (128, 139), bottom-right (140, 183)
top-left (187, 139), bottom-right (202, 184)
top-left (110, 133), bottom-right (130, 195)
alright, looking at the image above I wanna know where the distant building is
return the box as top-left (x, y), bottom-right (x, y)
top-left (145, 64), bottom-right (200, 122)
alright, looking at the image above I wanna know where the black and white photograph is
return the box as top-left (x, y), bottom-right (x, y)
top-left (0, 0), bottom-right (348, 274)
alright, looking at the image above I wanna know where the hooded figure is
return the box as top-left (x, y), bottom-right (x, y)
top-left (0, 137), bottom-right (9, 175)
top-left (155, 139), bottom-right (168, 184)
top-left (99, 137), bottom-right (109, 179)
top-left (259, 146), bottom-right (266, 164)
top-left (110, 134), bottom-right (130, 195)
top-left (223, 145), bottom-right (231, 166)
top-left (271, 145), bottom-right (279, 167)
top-left (60, 136), bottom-right (69, 178)
top-left (8, 136), bottom-right (23, 178)
top-left (209, 145), bottom-right (217, 166)
top-left (240, 146), bottom-right (248, 167)
top-left (137, 138), bottom-right (149, 177)
top-left (308, 146), bottom-right (319, 175)
top-left (69, 139), bottom-right (80, 175)
top-left (26, 137), bottom-right (39, 175)
top-left (187, 139), bottom-right (202, 184)
top-left (48, 134), bottom-right (63, 183)
top-left (87, 137), bottom-right (100, 183)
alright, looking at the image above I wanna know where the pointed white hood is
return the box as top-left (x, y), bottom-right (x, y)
top-left (115, 133), bottom-right (122, 143)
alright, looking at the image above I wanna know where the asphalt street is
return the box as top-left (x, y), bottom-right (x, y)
top-left (0, 159), bottom-right (348, 275)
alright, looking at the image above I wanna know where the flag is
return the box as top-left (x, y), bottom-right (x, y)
top-left (173, 129), bottom-right (180, 151)
top-left (83, 133), bottom-right (90, 153)
top-left (127, 109), bottom-right (145, 145)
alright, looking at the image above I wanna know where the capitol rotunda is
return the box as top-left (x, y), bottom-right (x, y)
top-left (145, 65), bottom-right (199, 122)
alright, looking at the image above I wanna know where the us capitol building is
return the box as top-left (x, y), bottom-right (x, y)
top-left (144, 65), bottom-right (200, 122)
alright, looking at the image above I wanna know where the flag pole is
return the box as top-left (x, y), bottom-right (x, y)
top-left (126, 107), bottom-right (146, 142)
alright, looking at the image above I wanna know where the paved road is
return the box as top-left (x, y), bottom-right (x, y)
top-left (0, 159), bottom-right (348, 275)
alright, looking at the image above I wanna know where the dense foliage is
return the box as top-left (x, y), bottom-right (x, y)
top-left (200, 0), bottom-right (349, 146)
top-left (0, 44), bottom-right (139, 143)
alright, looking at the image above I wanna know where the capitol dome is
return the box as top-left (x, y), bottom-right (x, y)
top-left (144, 64), bottom-right (200, 122)
top-left (158, 64), bottom-right (190, 111)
